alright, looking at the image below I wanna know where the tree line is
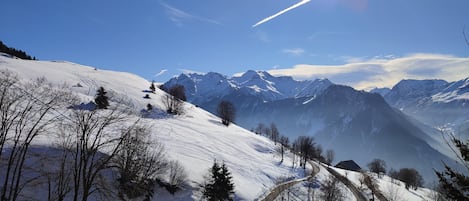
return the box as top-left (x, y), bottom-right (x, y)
top-left (0, 40), bottom-right (35, 60)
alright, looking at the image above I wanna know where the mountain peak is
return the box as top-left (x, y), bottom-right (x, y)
top-left (387, 79), bottom-right (448, 101)
top-left (164, 70), bottom-right (334, 105)
top-left (233, 70), bottom-right (273, 83)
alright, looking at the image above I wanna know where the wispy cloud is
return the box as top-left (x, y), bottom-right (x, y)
top-left (253, 0), bottom-right (311, 27)
top-left (178, 68), bottom-right (205, 75)
top-left (160, 1), bottom-right (221, 26)
top-left (283, 48), bottom-right (305, 56)
top-left (267, 53), bottom-right (469, 90)
top-left (154, 69), bottom-right (168, 77)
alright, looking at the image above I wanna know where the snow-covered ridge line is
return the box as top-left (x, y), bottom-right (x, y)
top-left (164, 70), bottom-right (333, 104)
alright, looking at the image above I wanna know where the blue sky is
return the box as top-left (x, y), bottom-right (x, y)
top-left (1, 0), bottom-right (469, 89)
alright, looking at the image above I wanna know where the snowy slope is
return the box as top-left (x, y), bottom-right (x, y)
top-left (0, 55), bottom-right (308, 200)
top-left (272, 161), bottom-right (437, 201)
top-left (331, 166), bottom-right (435, 201)
top-left (431, 77), bottom-right (469, 102)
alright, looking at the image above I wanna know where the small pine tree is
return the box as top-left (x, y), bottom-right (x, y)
top-left (150, 81), bottom-right (156, 93)
top-left (146, 103), bottom-right (153, 111)
top-left (203, 161), bottom-right (235, 201)
top-left (95, 87), bottom-right (109, 109)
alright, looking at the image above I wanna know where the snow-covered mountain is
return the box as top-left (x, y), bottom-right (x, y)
top-left (163, 70), bottom-right (332, 112)
top-left (237, 84), bottom-right (461, 183)
top-left (164, 72), bottom-right (464, 184)
top-left (0, 55), bottom-right (310, 200)
top-left (382, 78), bottom-right (469, 133)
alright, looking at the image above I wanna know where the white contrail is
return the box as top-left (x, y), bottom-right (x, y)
top-left (154, 69), bottom-right (168, 77)
top-left (253, 0), bottom-right (311, 28)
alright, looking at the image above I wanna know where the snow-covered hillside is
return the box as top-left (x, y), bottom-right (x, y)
top-left (272, 161), bottom-right (437, 201)
top-left (0, 55), bottom-right (308, 200)
top-left (331, 165), bottom-right (436, 201)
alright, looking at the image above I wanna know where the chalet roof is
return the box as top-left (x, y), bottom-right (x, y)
top-left (335, 160), bottom-right (361, 172)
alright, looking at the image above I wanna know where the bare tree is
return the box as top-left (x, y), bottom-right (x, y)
top-left (270, 123), bottom-right (279, 144)
top-left (367, 158), bottom-right (386, 178)
top-left (167, 160), bottom-right (187, 194)
top-left (320, 175), bottom-right (344, 201)
top-left (0, 72), bottom-right (74, 201)
top-left (325, 150), bottom-right (335, 166)
top-left (217, 101), bottom-right (235, 126)
top-left (361, 172), bottom-right (379, 201)
top-left (162, 93), bottom-right (184, 115)
top-left (60, 104), bottom-right (137, 201)
top-left (291, 141), bottom-right (299, 169)
top-left (278, 136), bottom-right (289, 163)
top-left (397, 168), bottom-right (424, 190)
top-left (255, 123), bottom-right (265, 135)
top-left (294, 136), bottom-right (315, 169)
top-left (168, 85), bottom-right (186, 101)
top-left (114, 125), bottom-right (168, 200)
top-left (162, 85), bottom-right (186, 115)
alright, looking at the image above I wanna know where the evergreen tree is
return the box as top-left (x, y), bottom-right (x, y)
top-left (146, 103), bottom-right (153, 111)
top-left (149, 81), bottom-right (156, 93)
top-left (436, 136), bottom-right (469, 200)
top-left (203, 161), bottom-right (235, 201)
top-left (95, 87), bottom-right (109, 109)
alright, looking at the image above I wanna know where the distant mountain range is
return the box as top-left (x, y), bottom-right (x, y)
top-left (164, 70), bottom-right (469, 183)
top-left (371, 78), bottom-right (469, 138)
